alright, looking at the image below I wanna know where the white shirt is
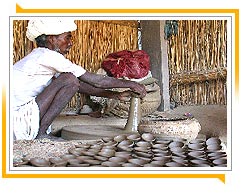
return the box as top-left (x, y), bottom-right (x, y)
top-left (12, 47), bottom-right (86, 110)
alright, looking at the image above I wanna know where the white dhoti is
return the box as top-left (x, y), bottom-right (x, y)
top-left (13, 99), bottom-right (40, 140)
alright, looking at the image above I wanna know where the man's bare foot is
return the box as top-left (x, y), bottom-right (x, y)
top-left (35, 133), bottom-right (65, 141)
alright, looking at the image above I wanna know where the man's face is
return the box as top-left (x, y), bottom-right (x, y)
top-left (52, 32), bottom-right (73, 55)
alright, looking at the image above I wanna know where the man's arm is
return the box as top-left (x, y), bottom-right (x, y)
top-left (78, 80), bottom-right (131, 100)
top-left (78, 71), bottom-right (146, 98)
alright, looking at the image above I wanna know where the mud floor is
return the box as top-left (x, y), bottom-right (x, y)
top-left (13, 105), bottom-right (227, 162)
top-left (52, 104), bottom-right (227, 142)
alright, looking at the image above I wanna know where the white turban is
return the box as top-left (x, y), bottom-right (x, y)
top-left (26, 18), bottom-right (77, 41)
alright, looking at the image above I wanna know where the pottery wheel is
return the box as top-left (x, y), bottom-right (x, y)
top-left (61, 125), bottom-right (132, 140)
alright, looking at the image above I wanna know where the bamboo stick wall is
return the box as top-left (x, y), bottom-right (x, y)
top-left (168, 20), bottom-right (227, 105)
top-left (13, 20), bottom-right (36, 63)
top-left (13, 20), bottom-right (226, 110)
top-left (13, 20), bottom-right (138, 111)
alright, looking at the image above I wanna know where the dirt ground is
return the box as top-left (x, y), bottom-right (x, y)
top-left (13, 104), bottom-right (227, 163)
top-left (52, 104), bottom-right (227, 143)
top-left (166, 105), bottom-right (227, 143)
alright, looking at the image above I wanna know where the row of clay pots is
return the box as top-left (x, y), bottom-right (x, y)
top-left (14, 133), bottom-right (227, 167)
top-left (187, 137), bottom-right (227, 167)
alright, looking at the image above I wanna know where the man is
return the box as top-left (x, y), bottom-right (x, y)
top-left (12, 18), bottom-right (146, 140)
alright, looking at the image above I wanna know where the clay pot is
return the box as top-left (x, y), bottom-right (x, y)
top-left (155, 146), bottom-right (167, 152)
top-left (172, 154), bottom-right (185, 159)
top-left (155, 139), bottom-right (171, 145)
top-left (94, 155), bottom-right (108, 162)
top-left (165, 162), bottom-right (186, 167)
top-left (136, 141), bottom-right (152, 148)
top-left (101, 145), bottom-right (116, 150)
top-left (109, 156), bottom-right (128, 164)
top-left (13, 160), bottom-right (29, 167)
top-left (81, 150), bottom-right (97, 157)
top-left (49, 157), bottom-right (68, 167)
top-left (118, 140), bottom-right (134, 147)
top-left (68, 148), bottom-right (86, 156)
top-left (153, 156), bottom-right (171, 162)
top-left (88, 148), bottom-right (101, 154)
top-left (173, 138), bottom-right (187, 143)
top-left (76, 156), bottom-right (94, 161)
top-left (207, 152), bottom-right (227, 160)
top-left (192, 164), bottom-right (211, 167)
top-left (141, 133), bottom-right (156, 142)
top-left (98, 149), bottom-right (115, 158)
top-left (134, 146), bottom-right (151, 153)
top-left (67, 163), bottom-right (90, 167)
top-left (153, 153), bottom-right (170, 158)
top-left (206, 144), bottom-right (222, 152)
top-left (188, 143), bottom-right (205, 151)
top-left (117, 146), bottom-right (133, 152)
top-left (101, 161), bottom-right (121, 167)
top-left (212, 158), bottom-right (227, 165)
top-left (22, 157), bottom-right (31, 162)
top-left (189, 139), bottom-right (205, 145)
top-left (144, 163), bottom-right (160, 167)
top-left (155, 147), bottom-right (169, 152)
top-left (206, 137), bottom-right (221, 145)
top-left (122, 163), bottom-right (140, 167)
top-left (152, 143), bottom-right (169, 149)
top-left (150, 160), bottom-right (166, 166)
top-left (128, 158), bottom-right (148, 166)
top-left (114, 134), bottom-right (127, 142)
top-left (172, 158), bottom-right (188, 165)
top-left (90, 145), bottom-right (103, 150)
top-left (103, 141), bottom-right (118, 147)
top-left (208, 151), bottom-right (227, 157)
top-left (135, 156), bottom-right (151, 163)
top-left (209, 155), bottom-right (226, 160)
top-left (169, 141), bottom-right (184, 148)
top-left (190, 159), bottom-right (210, 165)
top-left (16, 165), bottom-right (33, 167)
top-left (87, 140), bottom-right (103, 145)
top-left (67, 158), bottom-right (82, 165)
top-left (115, 151), bottom-right (132, 159)
top-left (170, 147), bottom-right (186, 153)
top-left (30, 158), bottom-right (50, 167)
top-left (102, 137), bottom-right (114, 142)
top-left (127, 134), bottom-right (141, 142)
top-left (134, 151), bottom-right (153, 158)
top-left (188, 151), bottom-right (206, 159)
top-left (172, 152), bottom-right (186, 158)
top-left (213, 164), bottom-right (227, 167)
top-left (75, 143), bottom-right (90, 149)
top-left (83, 159), bottom-right (102, 165)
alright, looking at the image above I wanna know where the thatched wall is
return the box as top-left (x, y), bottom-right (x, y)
top-left (168, 20), bottom-right (227, 105)
top-left (13, 20), bottom-right (139, 111)
top-left (13, 20), bottom-right (227, 110)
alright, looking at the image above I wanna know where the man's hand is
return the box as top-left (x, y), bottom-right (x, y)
top-left (130, 82), bottom-right (147, 98)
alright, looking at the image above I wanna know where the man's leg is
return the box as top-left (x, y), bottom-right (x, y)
top-left (35, 73), bottom-right (80, 137)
